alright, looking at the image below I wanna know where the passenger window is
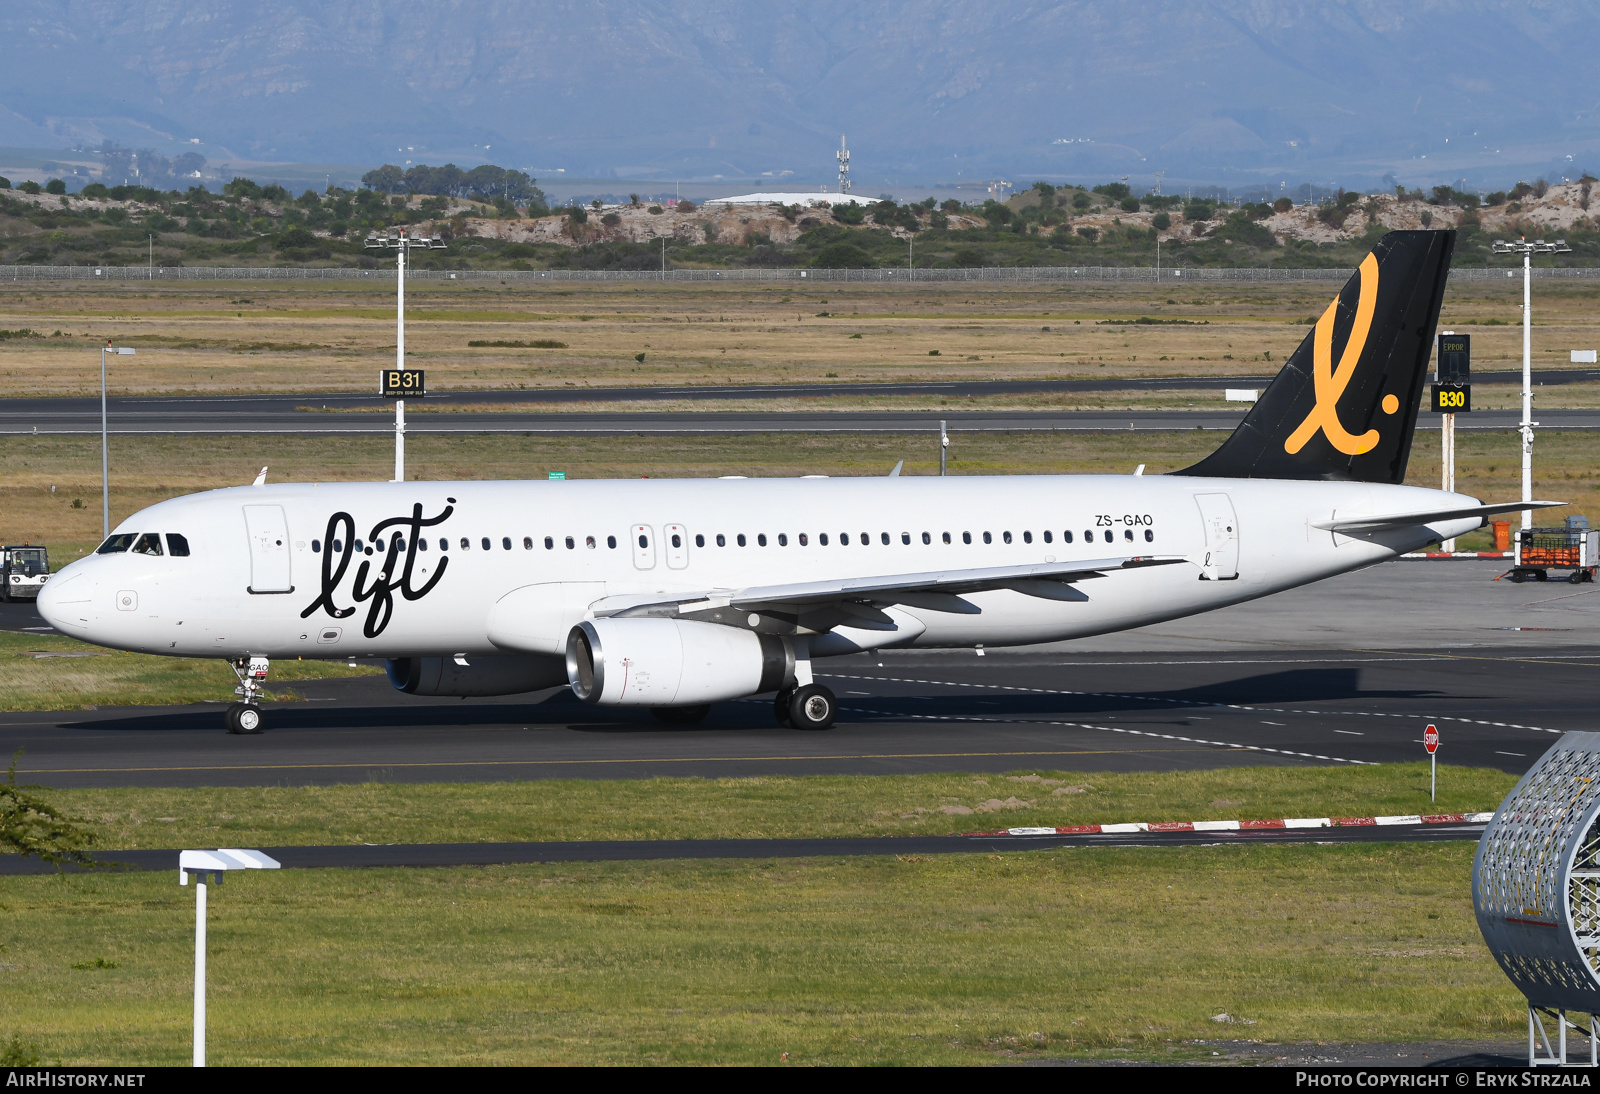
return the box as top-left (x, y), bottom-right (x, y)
top-left (566, 536), bottom-right (575, 549)
top-left (672, 533), bottom-right (683, 548)
top-left (1124, 529), bottom-right (1134, 542)
top-left (819, 533), bottom-right (828, 546)
top-left (1103, 530), bottom-right (1113, 543)
top-left (311, 539), bottom-right (321, 553)
top-left (481, 537), bottom-right (491, 551)
top-left (586, 536), bottom-right (596, 549)
top-left (523, 536), bottom-right (533, 550)
top-left (1003, 531), bottom-right (1012, 544)
top-left (860, 532), bottom-right (869, 544)
top-left (901, 533), bottom-right (910, 545)
top-left (695, 534), bottom-right (705, 548)
top-left (1084, 530), bottom-right (1093, 543)
top-left (963, 532), bottom-right (971, 544)
top-left (840, 533), bottom-right (850, 545)
top-left (607, 535), bottom-right (617, 549)
top-left (778, 533), bottom-right (788, 546)
top-left (335, 539), bottom-right (345, 553)
top-left (1043, 531), bottom-right (1052, 544)
top-left (1064, 531), bottom-right (1074, 544)
top-left (941, 532), bottom-right (950, 544)
top-left (1145, 529), bottom-right (1154, 543)
top-left (982, 532), bottom-right (992, 544)
top-left (354, 539), bottom-right (366, 553)
top-left (738, 534), bottom-right (748, 547)
top-left (921, 532), bottom-right (931, 545)
top-left (95, 534), bottom-right (135, 554)
top-left (797, 533), bottom-right (807, 546)
top-left (716, 534), bottom-right (726, 547)
top-left (638, 534), bottom-right (648, 549)
top-left (758, 534), bottom-right (767, 546)
top-left (438, 538), bottom-right (447, 551)
top-left (544, 536), bottom-right (554, 549)
top-left (419, 538), bottom-right (428, 552)
top-left (1023, 531), bottom-right (1032, 544)
top-left (460, 538), bottom-right (470, 550)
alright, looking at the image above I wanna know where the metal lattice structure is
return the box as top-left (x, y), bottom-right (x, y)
top-left (1475, 732), bottom-right (1600, 1063)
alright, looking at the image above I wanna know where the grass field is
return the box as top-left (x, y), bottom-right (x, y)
top-left (0, 277), bottom-right (1596, 398)
top-left (39, 763), bottom-right (1515, 849)
top-left (2, 425), bottom-right (1590, 563)
top-left (0, 841), bottom-right (1520, 1065)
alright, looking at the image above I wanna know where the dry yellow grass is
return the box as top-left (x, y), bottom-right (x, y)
top-left (1, 277), bottom-right (1597, 397)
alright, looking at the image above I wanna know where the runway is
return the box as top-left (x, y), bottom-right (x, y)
top-left (2, 374), bottom-right (1596, 435)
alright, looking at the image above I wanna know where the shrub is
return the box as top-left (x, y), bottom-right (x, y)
top-left (80, 183), bottom-right (108, 199)
top-left (1092, 182), bottom-right (1131, 201)
top-left (19, 181), bottom-right (41, 194)
top-left (1532, 179), bottom-right (1548, 198)
top-left (1077, 226), bottom-right (1099, 242)
top-left (1485, 191), bottom-right (1507, 206)
top-left (1151, 212), bottom-right (1171, 231)
top-left (647, 205), bottom-right (663, 215)
top-left (601, 212), bottom-right (621, 226)
top-left (1183, 201), bottom-right (1214, 221)
top-left (1274, 197), bottom-right (1293, 213)
top-left (0, 176), bottom-right (9, 189)
top-left (1510, 181), bottom-right (1533, 201)
top-left (44, 178), bottom-right (66, 195)
top-left (831, 202), bottom-right (865, 225)
top-left (675, 200), bottom-right (696, 213)
top-left (1033, 181), bottom-right (1055, 200)
top-left (1072, 191), bottom-right (1091, 210)
top-left (568, 206), bottom-right (588, 224)
top-left (940, 199), bottom-right (961, 214)
top-left (952, 247), bottom-right (987, 267)
top-left (811, 241), bottom-right (873, 268)
top-left (1119, 196), bottom-right (1140, 213)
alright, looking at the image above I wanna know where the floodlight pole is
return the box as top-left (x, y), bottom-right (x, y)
top-left (100, 344), bottom-right (135, 539)
top-left (180, 849), bottom-right (280, 1068)
top-left (366, 229), bottom-right (446, 482)
top-left (1494, 236), bottom-right (1571, 530)
top-left (940, 419), bottom-right (948, 476)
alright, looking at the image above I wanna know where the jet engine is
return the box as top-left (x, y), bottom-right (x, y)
top-left (566, 618), bottom-right (794, 705)
top-left (385, 654), bottom-right (569, 697)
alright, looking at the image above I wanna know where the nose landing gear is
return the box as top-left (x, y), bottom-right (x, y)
top-left (225, 655), bottom-right (269, 734)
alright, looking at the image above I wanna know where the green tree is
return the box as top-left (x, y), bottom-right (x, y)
top-left (1119, 196), bottom-right (1140, 213)
top-left (831, 202), bottom-right (865, 225)
top-left (1092, 182), bottom-right (1131, 201)
top-left (1072, 191), bottom-right (1091, 211)
top-left (1152, 212), bottom-right (1171, 231)
top-left (0, 752), bottom-right (97, 868)
top-left (44, 178), bottom-right (66, 195)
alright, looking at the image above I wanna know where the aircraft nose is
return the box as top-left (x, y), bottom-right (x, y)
top-left (36, 571), bottom-right (90, 633)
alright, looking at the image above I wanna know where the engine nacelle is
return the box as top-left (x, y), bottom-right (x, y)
top-left (566, 618), bottom-right (794, 706)
top-left (385, 654), bottom-right (568, 697)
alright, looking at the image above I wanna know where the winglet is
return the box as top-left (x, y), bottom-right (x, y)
top-left (251, 466), bottom-right (268, 486)
top-left (888, 461), bottom-right (903, 478)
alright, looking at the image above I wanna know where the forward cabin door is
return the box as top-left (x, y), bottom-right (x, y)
top-left (1194, 493), bottom-right (1239, 581)
top-left (243, 504), bottom-right (293, 593)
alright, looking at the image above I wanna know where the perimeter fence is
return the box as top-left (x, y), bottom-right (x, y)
top-left (1, 263), bottom-right (1596, 284)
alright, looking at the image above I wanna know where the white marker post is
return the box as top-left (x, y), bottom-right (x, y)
top-left (180, 849), bottom-right (281, 1067)
top-left (1424, 723), bottom-right (1440, 804)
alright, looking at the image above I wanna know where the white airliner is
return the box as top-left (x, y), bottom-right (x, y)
top-left (37, 231), bottom-right (1552, 734)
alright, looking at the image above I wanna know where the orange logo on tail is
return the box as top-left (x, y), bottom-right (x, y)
top-left (1285, 253), bottom-right (1380, 456)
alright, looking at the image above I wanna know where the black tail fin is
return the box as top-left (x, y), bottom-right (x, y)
top-left (1174, 229), bottom-right (1455, 484)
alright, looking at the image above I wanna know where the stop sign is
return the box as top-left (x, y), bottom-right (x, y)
top-left (1424, 724), bottom-right (1439, 754)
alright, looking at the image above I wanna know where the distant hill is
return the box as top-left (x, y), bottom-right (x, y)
top-left (3, 2), bottom-right (1598, 190)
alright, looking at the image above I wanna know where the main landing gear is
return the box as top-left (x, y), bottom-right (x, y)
top-left (773, 683), bottom-right (837, 731)
top-left (225, 655), bottom-right (269, 735)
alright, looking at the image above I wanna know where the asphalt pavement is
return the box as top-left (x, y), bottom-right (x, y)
top-left (2, 373), bottom-right (1597, 435)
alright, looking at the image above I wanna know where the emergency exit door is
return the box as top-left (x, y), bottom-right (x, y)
top-left (243, 504), bottom-right (293, 592)
top-left (1194, 493), bottom-right (1239, 580)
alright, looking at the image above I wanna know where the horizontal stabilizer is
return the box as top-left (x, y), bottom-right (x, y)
top-left (1312, 500), bottom-right (1563, 534)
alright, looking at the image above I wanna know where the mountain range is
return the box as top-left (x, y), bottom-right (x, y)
top-left (3, 1), bottom-right (1598, 192)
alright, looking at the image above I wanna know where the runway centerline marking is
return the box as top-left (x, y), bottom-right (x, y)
top-left (820, 673), bottom-right (1563, 736)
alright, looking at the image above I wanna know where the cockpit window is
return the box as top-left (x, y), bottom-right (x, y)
top-left (132, 533), bottom-right (164, 556)
top-left (166, 533), bottom-right (191, 557)
top-left (96, 533), bottom-right (135, 554)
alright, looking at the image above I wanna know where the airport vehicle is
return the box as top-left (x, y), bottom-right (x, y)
top-left (36, 231), bottom-right (1555, 734)
top-left (1508, 516), bottom-right (1598, 583)
top-left (1, 544), bottom-right (50, 602)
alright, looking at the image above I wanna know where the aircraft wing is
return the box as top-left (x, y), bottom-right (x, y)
top-left (592, 554), bottom-right (1190, 618)
top-left (1312, 500), bottom-right (1563, 534)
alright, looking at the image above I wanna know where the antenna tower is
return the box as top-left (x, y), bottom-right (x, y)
top-left (836, 135), bottom-right (851, 194)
